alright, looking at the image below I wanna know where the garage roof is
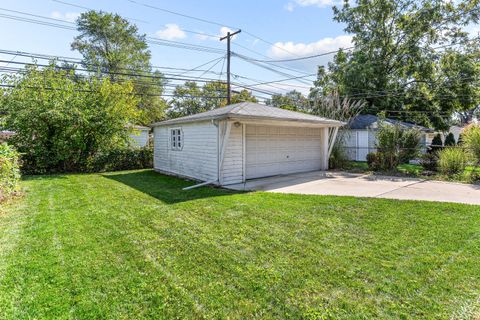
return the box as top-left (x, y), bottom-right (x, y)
top-left (152, 102), bottom-right (345, 127)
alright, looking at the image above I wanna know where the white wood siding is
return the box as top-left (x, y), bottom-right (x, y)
top-left (129, 130), bottom-right (149, 147)
top-left (221, 123), bottom-right (244, 185)
top-left (153, 121), bottom-right (218, 182)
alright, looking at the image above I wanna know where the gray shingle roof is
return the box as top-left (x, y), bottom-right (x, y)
top-left (348, 114), bottom-right (433, 132)
top-left (152, 102), bottom-right (345, 127)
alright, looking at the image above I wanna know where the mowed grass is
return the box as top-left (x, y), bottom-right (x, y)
top-left (1, 170), bottom-right (480, 319)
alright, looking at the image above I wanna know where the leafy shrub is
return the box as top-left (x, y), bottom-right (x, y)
top-left (444, 132), bottom-right (456, 146)
top-left (329, 139), bottom-right (349, 169)
top-left (438, 147), bottom-right (470, 175)
top-left (429, 133), bottom-right (444, 153)
top-left (0, 144), bottom-right (21, 199)
top-left (366, 152), bottom-right (383, 171)
top-left (1, 64), bottom-right (139, 174)
top-left (376, 124), bottom-right (421, 169)
top-left (420, 152), bottom-right (438, 171)
top-left (86, 147), bottom-right (153, 173)
top-left (462, 124), bottom-right (480, 165)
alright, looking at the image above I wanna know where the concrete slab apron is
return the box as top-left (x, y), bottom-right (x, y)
top-left (226, 172), bottom-right (480, 205)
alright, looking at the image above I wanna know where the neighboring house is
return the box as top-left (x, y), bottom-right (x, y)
top-left (129, 125), bottom-right (150, 147)
top-left (448, 125), bottom-right (465, 143)
top-left (344, 114), bottom-right (434, 161)
top-left (152, 102), bottom-right (344, 186)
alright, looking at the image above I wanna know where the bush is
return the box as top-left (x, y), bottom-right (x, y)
top-left (376, 124), bottom-right (421, 169)
top-left (329, 141), bottom-right (349, 170)
top-left (462, 124), bottom-right (480, 165)
top-left (366, 152), bottom-right (383, 171)
top-left (429, 133), bottom-right (444, 153)
top-left (86, 147), bottom-right (153, 173)
top-left (444, 132), bottom-right (456, 146)
top-left (1, 64), bottom-right (139, 174)
top-left (0, 144), bottom-right (21, 200)
top-left (438, 147), bottom-right (470, 175)
top-left (420, 153), bottom-right (438, 171)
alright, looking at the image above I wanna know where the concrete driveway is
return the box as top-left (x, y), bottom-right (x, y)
top-left (227, 171), bottom-right (480, 205)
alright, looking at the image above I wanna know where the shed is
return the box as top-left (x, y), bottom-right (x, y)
top-left (343, 114), bottom-right (434, 161)
top-left (152, 102), bottom-right (345, 186)
top-left (129, 125), bottom-right (150, 148)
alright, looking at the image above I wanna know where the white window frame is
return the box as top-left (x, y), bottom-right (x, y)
top-left (170, 128), bottom-right (183, 151)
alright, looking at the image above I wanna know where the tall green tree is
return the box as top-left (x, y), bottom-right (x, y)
top-left (168, 81), bottom-right (257, 118)
top-left (0, 64), bottom-right (138, 173)
top-left (311, 0), bottom-right (480, 130)
top-left (72, 10), bottom-right (166, 124)
top-left (267, 90), bottom-right (309, 111)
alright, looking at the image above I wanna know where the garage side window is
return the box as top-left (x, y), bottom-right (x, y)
top-left (171, 128), bottom-right (183, 151)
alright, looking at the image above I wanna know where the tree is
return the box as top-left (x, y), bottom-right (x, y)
top-left (167, 82), bottom-right (257, 118)
top-left (0, 64), bottom-right (138, 173)
top-left (230, 89), bottom-right (258, 104)
top-left (168, 82), bottom-right (204, 118)
top-left (311, 0), bottom-right (480, 130)
top-left (430, 133), bottom-right (444, 153)
top-left (445, 132), bottom-right (456, 146)
top-left (267, 90), bottom-right (309, 111)
top-left (72, 10), bottom-right (166, 124)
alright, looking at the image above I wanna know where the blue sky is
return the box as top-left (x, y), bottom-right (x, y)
top-left (0, 0), bottom-right (351, 99)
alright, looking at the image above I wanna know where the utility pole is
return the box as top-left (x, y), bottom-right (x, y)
top-left (220, 29), bottom-right (241, 105)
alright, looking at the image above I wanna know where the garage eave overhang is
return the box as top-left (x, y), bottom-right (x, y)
top-left (226, 116), bottom-right (345, 128)
top-left (153, 115), bottom-right (346, 128)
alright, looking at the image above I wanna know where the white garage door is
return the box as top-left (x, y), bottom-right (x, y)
top-left (246, 125), bottom-right (323, 179)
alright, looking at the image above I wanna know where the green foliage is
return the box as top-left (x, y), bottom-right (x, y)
top-left (311, 0), bottom-right (480, 130)
top-left (420, 153), bottom-right (439, 172)
top-left (0, 143), bottom-right (20, 199)
top-left (168, 81), bottom-right (257, 118)
top-left (72, 10), bottom-right (166, 124)
top-left (1, 64), bottom-right (138, 174)
top-left (444, 132), bottom-right (456, 146)
top-left (462, 124), bottom-right (480, 164)
top-left (376, 124), bottom-right (422, 169)
top-left (267, 90), bottom-right (309, 111)
top-left (431, 133), bottom-right (444, 152)
top-left (86, 146), bottom-right (153, 172)
top-left (328, 142), bottom-right (349, 169)
top-left (438, 147), bottom-right (470, 175)
top-left (366, 152), bottom-right (383, 171)
top-left (230, 89), bottom-right (258, 104)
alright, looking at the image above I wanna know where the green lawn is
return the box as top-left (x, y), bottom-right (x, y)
top-left (1, 170), bottom-right (480, 319)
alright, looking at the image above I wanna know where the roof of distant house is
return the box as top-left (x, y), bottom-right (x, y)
top-left (348, 114), bottom-right (433, 132)
top-left (152, 102), bottom-right (345, 127)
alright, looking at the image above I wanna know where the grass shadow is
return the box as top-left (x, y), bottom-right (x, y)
top-left (102, 169), bottom-right (242, 204)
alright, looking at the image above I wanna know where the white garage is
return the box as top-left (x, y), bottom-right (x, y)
top-left (152, 102), bottom-right (344, 186)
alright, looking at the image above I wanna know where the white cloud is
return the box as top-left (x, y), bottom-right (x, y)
top-left (155, 24), bottom-right (186, 40)
top-left (285, 0), bottom-right (341, 11)
top-left (267, 35), bottom-right (352, 72)
top-left (51, 11), bottom-right (80, 23)
top-left (196, 27), bottom-right (239, 41)
top-left (269, 35), bottom-right (352, 59)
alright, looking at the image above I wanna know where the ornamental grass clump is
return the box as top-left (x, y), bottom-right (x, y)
top-left (462, 124), bottom-right (480, 165)
top-left (438, 147), bottom-right (470, 175)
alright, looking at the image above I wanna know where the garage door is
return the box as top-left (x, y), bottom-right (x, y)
top-left (246, 125), bottom-right (323, 179)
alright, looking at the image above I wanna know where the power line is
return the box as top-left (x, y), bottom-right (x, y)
top-left (51, 0), bottom-right (149, 24)
top-left (0, 10), bottom-right (226, 55)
